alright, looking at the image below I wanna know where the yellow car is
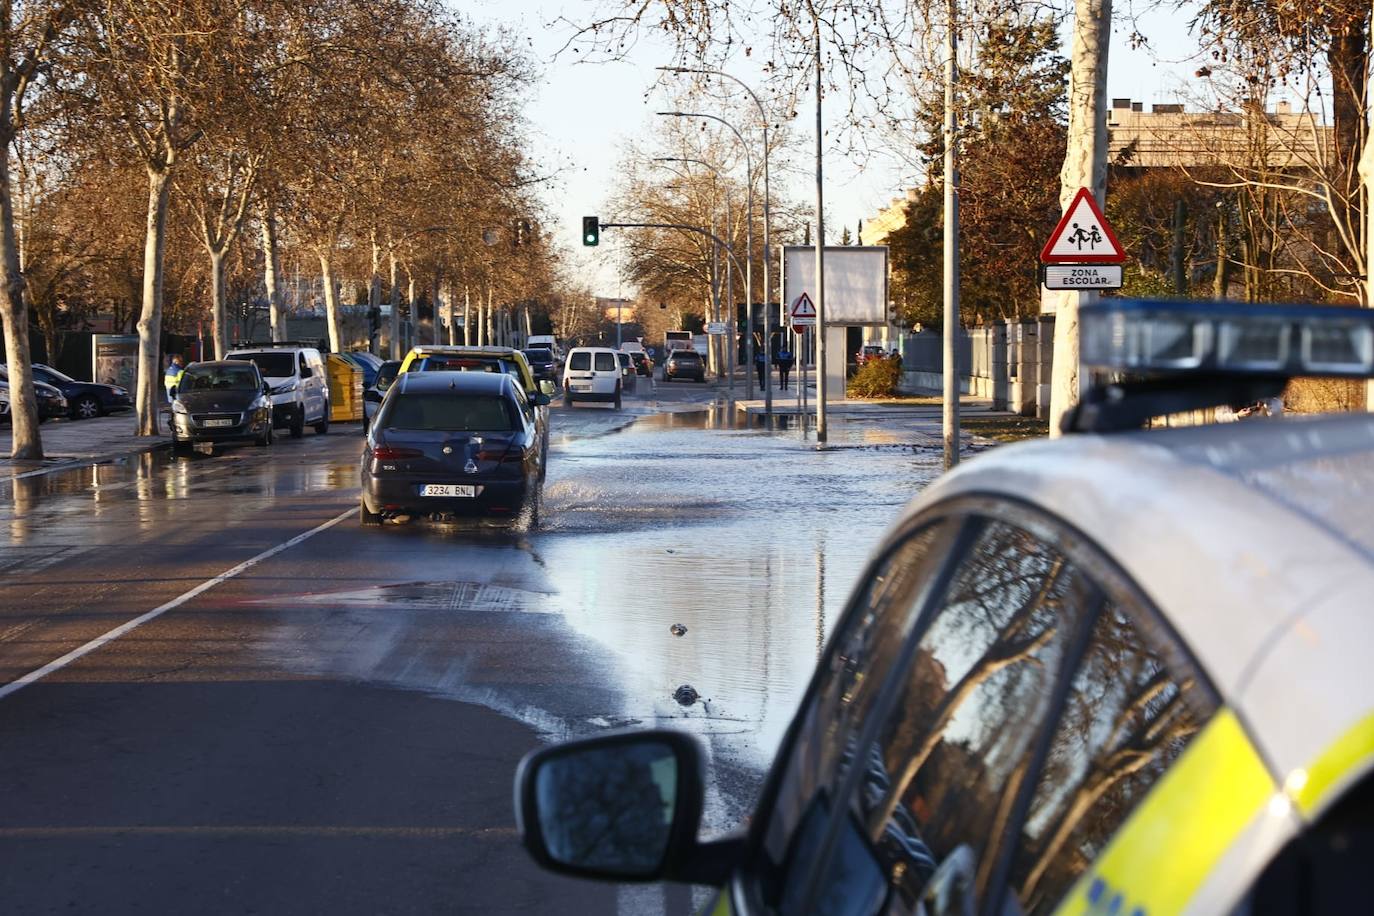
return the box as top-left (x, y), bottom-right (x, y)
top-left (514, 299), bottom-right (1374, 915)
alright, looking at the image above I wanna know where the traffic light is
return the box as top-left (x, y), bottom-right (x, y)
top-left (582, 216), bottom-right (599, 247)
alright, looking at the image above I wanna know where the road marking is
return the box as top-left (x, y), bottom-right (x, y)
top-left (0, 824), bottom-right (516, 839)
top-left (0, 506), bottom-right (355, 701)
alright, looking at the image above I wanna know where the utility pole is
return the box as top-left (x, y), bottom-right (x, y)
top-left (1361, 65), bottom-right (1374, 410)
top-left (942, 0), bottom-right (960, 469)
top-left (812, 13), bottom-right (828, 442)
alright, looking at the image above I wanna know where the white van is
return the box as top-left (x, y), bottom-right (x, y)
top-left (526, 335), bottom-right (561, 360)
top-left (226, 345), bottom-right (330, 437)
top-left (561, 347), bottom-right (622, 409)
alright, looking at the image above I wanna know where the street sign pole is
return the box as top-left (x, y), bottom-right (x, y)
top-left (942, 0), bottom-right (960, 471)
top-left (812, 20), bottom-right (828, 444)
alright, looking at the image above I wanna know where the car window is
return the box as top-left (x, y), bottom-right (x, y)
top-left (569, 352), bottom-right (591, 371)
top-left (753, 520), bottom-right (964, 913)
top-left (1005, 602), bottom-right (1216, 914)
top-left (594, 352), bottom-right (617, 372)
top-left (181, 366), bottom-right (261, 391)
top-left (381, 394), bottom-right (515, 432)
top-left (236, 352), bottom-right (295, 378)
top-left (811, 520), bottom-right (1101, 915)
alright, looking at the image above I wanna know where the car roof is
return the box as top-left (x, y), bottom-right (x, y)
top-left (902, 412), bottom-right (1374, 815)
top-left (395, 370), bottom-right (513, 396)
top-left (187, 360), bottom-right (259, 370)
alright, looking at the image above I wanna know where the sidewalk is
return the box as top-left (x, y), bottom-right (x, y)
top-left (0, 412), bottom-right (169, 476)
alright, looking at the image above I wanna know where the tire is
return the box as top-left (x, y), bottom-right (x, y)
top-left (171, 437), bottom-right (190, 454)
top-left (73, 396), bottom-right (101, 420)
top-left (359, 497), bottom-right (382, 527)
top-left (314, 412), bottom-right (330, 435)
top-left (523, 485), bottom-right (541, 530)
top-left (614, 387), bottom-right (622, 410)
top-left (255, 424), bottom-right (273, 447)
top-left (563, 394), bottom-right (574, 408)
top-left (290, 408), bottom-right (305, 438)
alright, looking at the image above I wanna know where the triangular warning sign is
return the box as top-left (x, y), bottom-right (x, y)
top-left (1040, 187), bottom-right (1125, 264)
top-left (790, 292), bottom-right (817, 320)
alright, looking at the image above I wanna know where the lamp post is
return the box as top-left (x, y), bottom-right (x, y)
top-left (658, 66), bottom-right (773, 417)
top-left (659, 111), bottom-right (755, 400)
top-left (654, 156), bottom-right (735, 392)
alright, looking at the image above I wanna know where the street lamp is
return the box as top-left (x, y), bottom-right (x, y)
top-left (659, 111), bottom-right (757, 400)
top-left (658, 66), bottom-right (775, 417)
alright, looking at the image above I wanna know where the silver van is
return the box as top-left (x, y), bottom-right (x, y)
top-left (227, 345), bottom-right (330, 437)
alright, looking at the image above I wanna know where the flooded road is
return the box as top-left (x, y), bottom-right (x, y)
top-left (0, 387), bottom-right (947, 914)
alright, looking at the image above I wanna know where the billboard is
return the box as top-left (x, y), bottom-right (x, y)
top-left (92, 335), bottom-right (138, 389)
top-left (781, 246), bottom-right (888, 326)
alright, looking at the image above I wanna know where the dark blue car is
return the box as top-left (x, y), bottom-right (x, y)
top-left (30, 363), bottom-right (133, 419)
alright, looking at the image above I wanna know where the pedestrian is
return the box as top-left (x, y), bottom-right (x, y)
top-left (776, 343), bottom-right (794, 391)
top-left (755, 346), bottom-right (767, 389)
top-left (889, 348), bottom-right (902, 370)
top-left (164, 353), bottom-right (185, 397)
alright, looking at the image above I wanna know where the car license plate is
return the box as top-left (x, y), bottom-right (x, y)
top-left (421, 484), bottom-right (475, 498)
top-left (203, 418), bottom-right (235, 427)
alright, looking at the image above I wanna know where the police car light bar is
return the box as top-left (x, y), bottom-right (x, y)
top-left (1080, 299), bottom-right (1374, 378)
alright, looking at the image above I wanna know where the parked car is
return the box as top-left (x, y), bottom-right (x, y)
top-left (363, 360), bottom-right (402, 429)
top-left (855, 344), bottom-right (888, 365)
top-left (662, 348), bottom-right (706, 383)
top-left (514, 299), bottom-right (1374, 916)
top-left (360, 371), bottom-right (543, 526)
top-left (226, 345), bottom-right (330, 437)
top-left (0, 369), bottom-right (69, 421)
top-left (616, 351), bottom-right (637, 393)
top-left (522, 348), bottom-right (559, 384)
top-left (343, 350), bottom-right (382, 388)
top-left (630, 352), bottom-right (653, 377)
top-left (167, 360), bottom-right (273, 450)
top-left (562, 347), bottom-right (622, 408)
top-left (22, 363), bottom-right (131, 419)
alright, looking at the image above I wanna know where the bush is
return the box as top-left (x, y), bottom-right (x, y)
top-left (847, 357), bottom-right (901, 399)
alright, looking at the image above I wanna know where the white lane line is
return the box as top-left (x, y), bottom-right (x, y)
top-left (0, 506), bottom-right (355, 701)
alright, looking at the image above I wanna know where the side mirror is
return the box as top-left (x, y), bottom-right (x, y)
top-left (533, 393), bottom-right (551, 407)
top-left (539, 380), bottom-right (555, 397)
top-left (516, 730), bottom-right (725, 883)
top-left (262, 381), bottom-right (271, 395)
top-left (364, 389), bottom-right (382, 404)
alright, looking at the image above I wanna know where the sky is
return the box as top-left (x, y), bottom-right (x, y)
top-left (457, 0), bottom-right (1210, 298)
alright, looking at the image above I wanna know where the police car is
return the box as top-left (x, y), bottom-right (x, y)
top-left (515, 300), bottom-right (1374, 915)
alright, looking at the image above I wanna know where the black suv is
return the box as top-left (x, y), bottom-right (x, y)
top-left (663, 349), bottom-right (705, 383)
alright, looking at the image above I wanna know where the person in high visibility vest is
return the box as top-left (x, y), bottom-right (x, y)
top-left (164, 354), bottom-right (185, 398)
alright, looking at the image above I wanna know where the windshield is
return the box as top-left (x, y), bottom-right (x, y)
top-left (179, 366), bottom-right (260, 392)
top-left (36, 365), bottom-right (75, 384)
top-left (381, 393), bottom-right (516, 431)
top-left (523, 349), bottom-right (553, 362)
top-left (235, 352), bottom-right (296, 378)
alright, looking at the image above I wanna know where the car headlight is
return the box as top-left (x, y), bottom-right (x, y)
top-left (172, 400), bottom-right (188, 415)
top-left (112, 387), bottom-right (127, 396)
top-left (272, 381), bottom-right (298, 395)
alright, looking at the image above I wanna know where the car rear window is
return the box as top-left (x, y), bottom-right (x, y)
top-left (523, 349), bottom-right (553, 362)
top-left (594, 352), bottom-right (617, 371)
top-left (416, 356), bottom-right (514, 376)
top-left (569, 352), bottom-right (591, 371)
top-left (671, 351), bottom-right (702, 362)
top-left (235, 352), bottom-right (295, 378)
top-left (382, 394), bottom-right (515, 431)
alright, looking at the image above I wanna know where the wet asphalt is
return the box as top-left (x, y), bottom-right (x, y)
top-left (0, 375), bottom-right (947, 915)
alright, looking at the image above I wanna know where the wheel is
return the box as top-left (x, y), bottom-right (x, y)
top-left (73, 395), bottom-right (101, 420)
top-left (314, 412), bottom-right (330, 435)
top-left (171, 437), bottom-right (190, 454)
top-left (290, 409), bottom-right (305, 438)
top-left (563, 394), bottom-right (574, 408)
top-left (255, 424), bottom-right (273, 447)
top-left (614, 387), bottom-right (622, 410)
top-left (359, 497), bottom-right (382, 527)
top-left (523, 485), bottom-right (541, 529)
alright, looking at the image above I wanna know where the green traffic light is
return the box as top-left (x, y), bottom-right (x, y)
top-left (582, 216), bottom-right (599, 247)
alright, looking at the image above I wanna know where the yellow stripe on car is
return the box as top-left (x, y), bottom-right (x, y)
top-left (1290, 709), bottom-right (1374, 818)
top-left (1054, 709), bottom-right (1273, 916)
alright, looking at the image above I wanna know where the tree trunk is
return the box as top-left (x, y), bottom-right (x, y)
top-left (1046, 0), bottom-right (1111, 437)
top-left (431, 271), bottom-right (442, 346)
top-left (462, 284), bottom-right (471, 345)
top-left (406, 271), bottom-right (416, 350)
top-left (1329, 17), bottom-right (1367, 272)
top-left (388, 248), bottom-right (400, 359)
top-left (136, 167), bottom-right (173, 437)
top-left (261, 208), bottom-right (285, 342)
top-left (368, 232), bottom-right (381, 352)
top-left (319, 251), bottom-right (341, 354)
top-left (0, 142), bottom-right (41, 458)
top-left (1214, 201), bottom-right (1230, 300)
top-left (209, 247), bottom-right (227, 358)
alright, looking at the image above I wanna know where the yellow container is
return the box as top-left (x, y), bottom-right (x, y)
top-left (327, 354), bottom-right (364, 422)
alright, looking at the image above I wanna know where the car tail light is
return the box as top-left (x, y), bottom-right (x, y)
top-left (476, 445), bottom-right (523, 464)
top-left (372, 446), bottom-right (422, 460)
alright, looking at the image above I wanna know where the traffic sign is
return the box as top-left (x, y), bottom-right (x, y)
top-left (705, 321), bottom-right (729, 335)
top-left (790, 292), bottom-right (816, 326)
top-left (1042, 264), bottom-right (1123, 290)
top-left (1040, 188), bottom-right (1125, 264)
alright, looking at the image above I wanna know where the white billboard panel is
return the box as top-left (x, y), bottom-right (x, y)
top-left (781, 246), bottom-right (888, 326)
